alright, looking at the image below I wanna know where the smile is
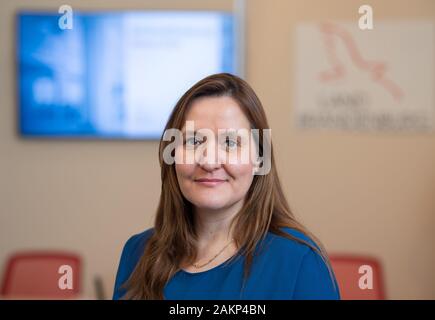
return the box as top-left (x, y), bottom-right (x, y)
top-left (194, 178), bottom-right (227, 187)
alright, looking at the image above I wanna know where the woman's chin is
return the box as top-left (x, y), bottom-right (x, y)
top-left (191, 199), bottom-right (230, 211)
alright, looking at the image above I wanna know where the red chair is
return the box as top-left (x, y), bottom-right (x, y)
top-left (1, 251), bottom-right (81, 299)
top-left (329, 255), bottom-right (386, 300)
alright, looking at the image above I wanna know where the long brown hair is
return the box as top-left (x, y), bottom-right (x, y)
top-left (122, 73), bottom-right (333, 299)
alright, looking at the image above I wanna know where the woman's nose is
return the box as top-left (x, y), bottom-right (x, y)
top-left (196, 140), bottom-right (224, 170)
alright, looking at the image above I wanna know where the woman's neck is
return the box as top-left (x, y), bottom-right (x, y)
top-left (193, 201), bottom-right (243, 246)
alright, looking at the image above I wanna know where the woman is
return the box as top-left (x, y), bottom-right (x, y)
top-left (113, 73), bottom-right (340, 300)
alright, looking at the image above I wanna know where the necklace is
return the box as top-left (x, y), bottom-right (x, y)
top-left (192, 238), bottom-right (235, 269)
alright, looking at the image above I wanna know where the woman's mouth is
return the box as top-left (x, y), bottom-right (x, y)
top-left (194, 178), bottom-right (227, 187)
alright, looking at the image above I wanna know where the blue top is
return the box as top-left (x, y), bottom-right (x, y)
top-left (113, 227), bottom-right (340, 300)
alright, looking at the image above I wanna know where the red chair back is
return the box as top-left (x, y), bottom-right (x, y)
top-left (1, 251), bottom-right (81, 298)
top-left (329, 255), bottom-right (386, 300)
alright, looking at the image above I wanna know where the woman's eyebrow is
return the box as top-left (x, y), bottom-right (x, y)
top-left (181, 130), bottom-right (206, 138)
top-left (180, 129), bottom-right (245, 138)
top-left (181, 129), bottom-right (199, 134)
top-left (218, 133), bottom-right (237, 140)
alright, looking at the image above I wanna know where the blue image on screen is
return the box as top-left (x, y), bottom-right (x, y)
top-left (17, 11), bottom-right (236, 139)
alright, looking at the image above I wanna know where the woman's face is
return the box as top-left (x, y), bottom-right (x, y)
top-left (175, 96), bottom-right (257, 212)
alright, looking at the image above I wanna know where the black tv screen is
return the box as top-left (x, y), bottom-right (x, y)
top-left (17, 10), bottom-right (237, 139)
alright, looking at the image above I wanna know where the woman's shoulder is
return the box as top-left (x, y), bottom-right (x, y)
top-left (123, 227), bottom-right (155, 256)
top-left (126, 227), bottom-right (155, 245)
top-left (117, 227), bottom-right (155, 275)
top-left (266, 226), bottom-right (319, 255)
top-left (262, 226), bottom-right (327, 271)
top-left (112, 227), bottom-right (155, 299)
top-left (266, 226), bottom-right (340, 299)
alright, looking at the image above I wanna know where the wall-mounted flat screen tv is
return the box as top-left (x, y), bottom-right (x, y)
top-left (17, 10), bottom-right (238, 139)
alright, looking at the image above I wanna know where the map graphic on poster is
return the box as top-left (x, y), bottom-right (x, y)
top-left (294, 21), bottom-right (434, 132)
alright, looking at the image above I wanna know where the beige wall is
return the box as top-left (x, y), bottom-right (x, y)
top-left (0, 0), bottom-right (434, 299)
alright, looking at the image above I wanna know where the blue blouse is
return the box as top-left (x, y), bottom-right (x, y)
top-left (113, 227), bottom-right (340, 300)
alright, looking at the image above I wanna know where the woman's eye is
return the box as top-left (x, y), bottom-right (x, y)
top-left (185, 137), bottom-right (202, 146)
top-left (225, 138), bottom-right (238, 149)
